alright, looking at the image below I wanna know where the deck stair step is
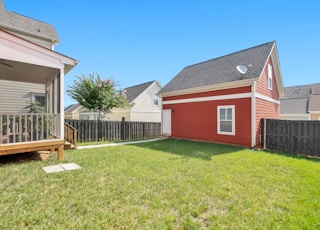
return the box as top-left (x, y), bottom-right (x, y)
top-left (64, 141), bottom-right (75, 150)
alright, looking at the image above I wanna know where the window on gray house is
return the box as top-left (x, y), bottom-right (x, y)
top-left (32, 93), bottom-right (46, 108)
top-left (153, 94), bottom-right (159, 106)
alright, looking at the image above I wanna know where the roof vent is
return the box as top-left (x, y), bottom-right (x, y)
top-left (236, 65), bottom-right (248, 74)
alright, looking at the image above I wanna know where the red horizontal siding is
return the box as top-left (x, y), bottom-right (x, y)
top-left (256, 57), bottom-right (280, 100)
top-left (164, 97), bottom-right (252, 147)
top-left (254, 56), bottom-right (280, 147)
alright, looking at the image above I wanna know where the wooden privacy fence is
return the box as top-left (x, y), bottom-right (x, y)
top-left (261, 118), bottom-right (320, 157)
top-left (65, 119), bottom-right (161, 143)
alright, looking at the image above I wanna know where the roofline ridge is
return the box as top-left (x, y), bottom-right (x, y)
top-left (125, 80), bottom-right (156, 90)
top-left (1, 5), bottom-right (59, 42)
top-left (285, 83), bottom-right (320, 88)
top-left (184, 41), bottom-right (275, 69)
top-left (2, 5), bottom-right (57, 31)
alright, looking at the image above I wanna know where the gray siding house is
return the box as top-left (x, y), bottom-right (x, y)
top-left (79, 80), bottom-right (162, 122)
top-left (0, 1), bottom-right (60, 113)
top-left (0, 1), bottom-right (77, 159)
top-left (280, 83), bottom-right (320, 120)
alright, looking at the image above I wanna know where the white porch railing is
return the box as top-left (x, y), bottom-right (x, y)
top-left (0, 113), bottom-right (60, 144)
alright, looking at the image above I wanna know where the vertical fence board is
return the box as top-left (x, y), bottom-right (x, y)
top-left (263, 119), bottom-right (320, 157)
top-left (65, 119), bottom-right (161, 143)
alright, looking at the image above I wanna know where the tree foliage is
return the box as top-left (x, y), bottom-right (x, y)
top-left (67, 73), bottom-right (128, 120)
top-left (25, 100), bottom-right (45, 113)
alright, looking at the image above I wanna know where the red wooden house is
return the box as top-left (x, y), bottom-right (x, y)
top-left (158, 41), bottom-right (284, 148)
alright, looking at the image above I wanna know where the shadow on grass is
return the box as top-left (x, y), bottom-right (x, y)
top-left (0, 152), bottom-right (50, 166)
top-left (264, 149), bottom-right (320, 163)
top-left (132, 138), bottom-right (245, 161)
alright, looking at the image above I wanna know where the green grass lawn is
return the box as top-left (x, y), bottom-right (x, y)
top-left (1, 139), bottom-right (320, 229)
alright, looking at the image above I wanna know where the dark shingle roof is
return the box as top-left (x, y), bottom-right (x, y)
top-left (280, 98), bottom-right (308, 114)
top-left (64, 103), bottom-right (82, 113)
top-left (282, 85), bottom-right (312, 99)
top-left (311, 84), bottom-right (320, 95)
top-left (125, 81), bottom-right (156, 103)
top-left (308, 94), bottom-right (320, 112)
top-left (159, 41), bottom-right (275, 94)
top-left (280, 83), bottom-right (320, 114)
top-left (0, 1), bottom-right (59, 42)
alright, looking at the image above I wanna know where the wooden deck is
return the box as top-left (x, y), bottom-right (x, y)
top-left (0, 139), bottom-right (65, 160)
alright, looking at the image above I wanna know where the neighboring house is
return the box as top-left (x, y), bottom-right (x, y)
top-left (158, 41), bottom-right (284, 148)
top-left (79, 80), bottom-right (162, 122)
top-left (65, 103), bottom-right (82, 120)
top-left (280, 83), bottom-right (320, 120)
top-left (0, 1), bottom-right (78, 158)
top-left (0, 1), bottom-right (60, 112)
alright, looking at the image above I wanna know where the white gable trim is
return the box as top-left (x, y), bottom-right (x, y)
top-left (258, 42), bottom-right (284, 97)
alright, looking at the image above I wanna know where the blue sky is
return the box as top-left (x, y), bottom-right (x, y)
top-left (5, 0), bottom-right (320, 106)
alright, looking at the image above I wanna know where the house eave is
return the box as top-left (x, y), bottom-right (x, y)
top-left (0, 29), bottom-right (77, 73)
top-left (0, 25), bottom-right (59, 44)
top-left (158, 78), bottom-right (258, 97)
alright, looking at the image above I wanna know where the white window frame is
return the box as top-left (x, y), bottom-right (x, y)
top-left (268, 64), bottom-right (272, 90)
top-left (217, 105), bottom-right (235, 135)
top-left (152, 94), bottom-right (159, 106)
top-left (32, 93), bottom-right (46, 107)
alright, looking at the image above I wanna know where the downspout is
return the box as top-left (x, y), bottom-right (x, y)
top-left (251, 80), bottom-right (256, 147)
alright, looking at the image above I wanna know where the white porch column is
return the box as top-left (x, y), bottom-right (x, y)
top-left (45, 82), bottom-right (49, 113)
top-left (45, 81), bottom-right (53, 113)
top-left (59, 68), bottom-right (65, 140)
top-left (54, 76), bottom-right (58, 114)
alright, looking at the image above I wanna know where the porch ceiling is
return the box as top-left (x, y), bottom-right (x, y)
top-left (0, 59), bottom-right (59, 84)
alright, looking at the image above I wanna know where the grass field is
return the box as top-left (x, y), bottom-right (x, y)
top-left (1, 139), bottom-right (320, 229)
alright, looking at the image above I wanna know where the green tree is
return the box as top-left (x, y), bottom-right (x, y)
top-left (67, 73), bottom-right (127, 120)
top-left (25, 100), bottom-right (45, 113)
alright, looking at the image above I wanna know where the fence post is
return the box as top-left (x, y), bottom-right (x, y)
top-left (121, 117), bottom-right (125, 140)
top-left (260, 118), bottom-right (265, 149)
top-left (143, 122), bottom-right (146, 139)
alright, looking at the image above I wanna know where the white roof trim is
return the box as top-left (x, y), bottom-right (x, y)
top-left (159, 78), bottom-right (257, 97)
top-left (258, 42), bottom-right (284, 97)
top-left (0, 29), bottom-right (77, 70)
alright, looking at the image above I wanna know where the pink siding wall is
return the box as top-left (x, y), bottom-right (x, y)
top-left (256, 57), bottom-right (279, 99)
top-left (255, 98), bottom-right (280, 147)
top-left (255, 56), bottom-right (280, 147)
